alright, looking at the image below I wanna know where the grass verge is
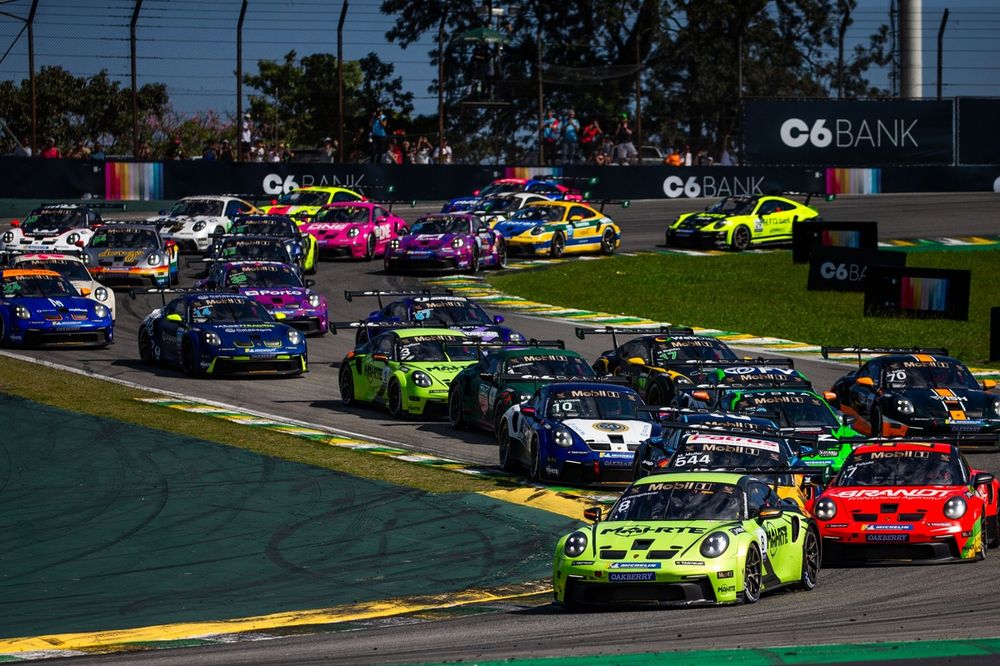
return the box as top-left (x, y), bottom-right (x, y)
top-left (0, 355), bottom-right (498, 494)
top-left (492, 249), bottom-right (999, 367)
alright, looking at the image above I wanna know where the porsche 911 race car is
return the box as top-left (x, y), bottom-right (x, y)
top-left (227, 215), bottom-right (317, 273)
top-left (665, 192), bottom-right (832, 251)
top-left (449, 343), bottom-right (594, 434)
top-left (203, 235), bottom-right (296, 272)
top-left (674, 360), bottom-right (811, 409)
top-left (579, 326), bottom-right (738, 406)
top-left (0, 268), bottom-right (113, 347)
top-left (149, 195), bottom-right (259, 252)
top-left (336, 326), bottom-right (477, 417)
top-left (198, 261), bottom-right (328, 336)
top-left (814, 441), bottom-right (1000, 563)
top-left (83, 223), bottom-right (179, 287)
top-left (344, 290), bottom-right (525, 345)
top-left (1, 203), bottom-right (121, 256)
top-left (553, 471), bottom-right (820, 607)
top-left (137, 291), bottom-right (307, 376)
top-left (383, 214), bottom-right (507, 274)
top-left (442, 177), bottom-right (587, 213)
top-left (471, 193), bottom-right (553, 227)
top-left (824, 347), bottom-right (1000, 451)
top-left (10, 252), bottom-right (116, 319)
top-left (493, 201), bottom-right (624, 257)
top-left (301, 202), bottom-right (408, 261)
top-left (496, 381), bottom-right (653, 482)
top-left (263, 186), bottom-right (364, 223)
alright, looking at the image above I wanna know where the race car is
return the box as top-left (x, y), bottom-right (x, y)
top-left (493, 201), bottom-right (623, 257)
top-left (336, 326), bottom-right (477, 417)
top-left (442, 177), bottom-right (587, 213)
top-left (553, 471), bottom-right (820, 607)
top-left (83, 223), bottom-right (179, 287)
top-left (448, 343), bottom-right (594, 434)
top-left (136, 291), bottom-right (307, 377)
top-left (824, 347), bottom-right (1000, 451)
top-left (0, 268), bottom-right (113, 347)
top-left (1, 203), bottom-right (120, 256)
top-left (203, 235), bottom-right (296, 272)
top-left (344, 290), bottom-right (525, 345)
top-left (665, 192), bottom-right (832, 251)
top-left (674, 360), bottom-right (811, 409)
top-left (227, 215), bottom-right (317, 273)
top-left (383, 214), bottom-right (507, 274)
top-left (471, 193), bottom-right (553, 227)
top-left (496, 381), bottom-right (653, 482)
top-left (10, 252), bottom-right (116, 319)
top-left (149, 195), bottom-right (259, 252)
top-left (262, 186), bottom-right (364, 223)
top-left (814, 441), bottom-right (1000, 563)
top-left (197, 261), bottom-right (328, 336)
top-left (579, 326), bottom-right (738, 406)
top-left (301, 202), bottom-right (408, 261)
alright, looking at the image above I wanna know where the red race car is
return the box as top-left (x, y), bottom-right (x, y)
top-left (814, 440), bottom-right (999, 563)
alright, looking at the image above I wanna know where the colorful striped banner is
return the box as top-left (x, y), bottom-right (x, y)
top-left (104, 162), bottom-right (163, 200)
top-left (825, 167), bottom-right (881, 195)
top-left (503, 166), bottom-right (562, 180)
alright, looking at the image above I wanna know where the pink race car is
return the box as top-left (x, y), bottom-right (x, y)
top-left (300, 202), bottom-right (409, 261)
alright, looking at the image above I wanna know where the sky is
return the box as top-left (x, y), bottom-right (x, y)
top-left (0, 0), bottom-right (998, 121)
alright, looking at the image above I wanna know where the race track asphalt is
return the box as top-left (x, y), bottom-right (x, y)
top-left (14, 191), bottom-right (1000, 664)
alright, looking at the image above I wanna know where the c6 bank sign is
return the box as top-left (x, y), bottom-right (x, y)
top-left (743, 99), bottom-right (955, 166)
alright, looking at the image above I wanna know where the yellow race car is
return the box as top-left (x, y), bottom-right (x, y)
top-left (263, 186), bottom-right (364, 224)
top-left (492, 200), bottom-right (625, 257)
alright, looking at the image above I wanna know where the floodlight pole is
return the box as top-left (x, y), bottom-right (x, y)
top-left (337, 1), bottom-right (348, 162)
top-left (437, 15), bottom-right (445, 148)
top-left (130, 0), bottom-right (144, 158)
top-left (936, 8), bottom-right (949, 100)
top-left (236, 0), bottom-right (248, 161)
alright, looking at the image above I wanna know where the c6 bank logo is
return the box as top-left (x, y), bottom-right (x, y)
top-left (662, 175), bottom-right (764, 199)
top-left (262, 173), bottom-right (366, 195)
top-left (779, 118), bottom-right (919, 149)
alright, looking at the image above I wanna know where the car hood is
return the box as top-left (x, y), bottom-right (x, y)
top-left (892, 388), bottom-right (996, 420)
top-left (398, 234), bottom-right (460, 251)
top-left (563, 418), bottom-right (652, 446)
top-left (822, 485), bottom-right (965, 510)
top-left (11, 295), bottom-right (100, 319)
top-left (442, 198), bottom-right (479, 212)
top-left (237, 287), bottom-right (314, 310)
top-left (89, 248), bottom-right (156, 266)
top-left (300, 222), bottom-right (360, 242)
top-left (161, 215), bottom-right (227, 231)
top-left (675, 213), bottom-right (729, 229)
top-left (451, 324), bottom-right (513, 341)
top-left (494, 220), bottom-right (543, 238)
top-left (591, 519), bottom-right (732, 556)
top-left (197, 322), bottom-right (292, 345)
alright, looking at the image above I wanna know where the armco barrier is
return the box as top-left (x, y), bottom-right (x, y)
top-left (0, 157), bottom-right (998, 201)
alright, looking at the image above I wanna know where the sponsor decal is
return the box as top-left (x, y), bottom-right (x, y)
top-left (729, 526), bottom-right (746, 535)
top-left (593, 422), bottom-right (629, 433)
top-left (831, 488), bottom-right (952, 499)
top-left (826, 523), bottom-right (849, 528)
top-left (717, 584), bottom-right (737, 595)
top-left (601, 525), bottom-right (706, 536)
top-left (608, 571), bottom-right (656, 582)
top-left (262, 172), bottom-right (365, 195)
top-left (779, 117), bottom-right (918, 150)
top-left (717, 570), bottom-right (734, 579)
top-left (571, 560), bottom-right (595, 566)
top-left (560, 389), bottom-right (623, 399)
top-left (686, 434), bottom-right (780, 452)
top-left (766, 525), bottom-right (788, 558)
top-left (862, 523), bottom-right (915, 531)
top-left (927, 522), bottom-right (955, 527)
top-left (662, 175), bottom-right (765, 199)
top-left (609, 562), bottom-right (661, 569)
top-left (675, 560), bottom-right (704, 566)
top-left (866, 534), bottom-right (910, 542)
top-left (870, 450), bottom-right (930, 459)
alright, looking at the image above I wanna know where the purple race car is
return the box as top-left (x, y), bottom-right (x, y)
top-left (197, 260), bottom-right (329, 336)
top-left (383, 213), bottom-right (507, 274)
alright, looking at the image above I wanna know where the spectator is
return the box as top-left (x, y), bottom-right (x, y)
top-left (665, 148), bottom-right (682, 167)
top-left (542, 109), bottom-right (560, 163)
top-left (389, 137), bottom-right (403, 165)
top-left (11, 136), bottom-right (31, 157)
top-left (279, 142), bottom-right (294, 161)
top-left (251, 139), bottom-right (265, 162)
top-left (202, 143), bottom-right (217, 161)
top-left (370, 107), bottom-right (388, 163)
top-left (683, 144), bottom-right (693, 166)
top-left (593, 150), bottom-right (608, 166)
top-left (561, 109), bottom-right (580, 164)
top-left (599, 136), bottom-right (614, 164)
top-left (613, 115), bottom-right (637, 164)
top-left (267, 144), bottom-right (281, 162)
top-left (719, 136), bottom-right (735, 166)
top-left (91, 142), bottom-right (106, 161)
top-left (68, 140), bottom-right (91, 159)
top-left (414, 136), bottom-right (433, 164)
top-left (400, 139), bottom-right (415, 164)
top-left (580, 119), bottom-right (601, 162)
top-left (322, 136), bottom-right (337, 162)
top-left (168, 137), bottom-right (185, 160)
top-left (218, 139), bottom-right (234, 161)
top-left (240, 113), bottom-right (253, 160)
top-left (41, 137), bottom-right (61, 159)
top-left (433, 137), bottom-right (453, 164)
top-left (696, 149), bottom-right (712, 166)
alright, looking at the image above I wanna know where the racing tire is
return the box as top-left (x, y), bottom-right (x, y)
top-left (180, 340), bottom-right (200, 377)
top-left (870, 407), bottom-right (883, 437)
top-left (494, 240), bottom-right (508, 269)
top-left (305, 257), bottom-right (317, 275)
top-left (339, 367), bottom-right (357, 406)
top-left (498, 425), bottom-right (517, 472)
top-left (600, 228), bottom-right (616, 255)
top-left (646, 381), bottom-right (672, 407)
top-left (493, 398), bottom-right (512, 435)
top-left (383, 256), bottom-right (396, 275)
top-left (0, 317), bottom-right (6, 347)
top-left (448, 388), bottom-right (466, 429)
top-left (138, 329), bottom-right (156, 366)
top-left (987, 515), bottom-right (999, 549)
top-left (742, 544), bottom-right (763, 604)
top-left (798, 528), bottom-right (821, 591)
top-left (387, 380), bottom-right (405, 419)
top-left (730, 225), bottom-right (751, 252)
top-left (529, 436), bottom-right (545, 481)
top-left (550, 232), bottom-right (566, 258)
top-left (468, 251), bottom-right (480, 274)
top-left (363, 234), bottom-right (376, 262)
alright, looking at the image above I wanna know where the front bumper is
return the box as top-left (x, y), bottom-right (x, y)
top-left (505, 238), bottom-right (549, 256)
top-left (402, 385), bottom-right (451, 416)
top-left (91, 266), bottom-right (170, 287)
top-left (204, 354), bottom-right (307, 377)
top-left (280, 314), bottom-right (327, 336)
top-left (547, 451), bottom-right (636, 483)
top-left (385, 252), bottom-right (472, 272)
top-left (820, 521), bottom-right (978, 562)
top-left (316, 239), bottom-right (367, 259)
top-left (879, 417), bottom-right (1000, 451)
top-left (665, 228), bottom-right (728, 249)
top-left (8, 324), bottom-right (113, 348)
top-left (161, 233), bottom-right (211, 253)
top-left (554, 558), bottom-right (738, 606)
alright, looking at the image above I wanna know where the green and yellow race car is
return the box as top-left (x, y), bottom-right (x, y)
top-left (336, 326), bottom-right (477, 417)
top-left (553, 471), bottom-right (820, 608)
top-left (665, 193), bottom-right (833, 251)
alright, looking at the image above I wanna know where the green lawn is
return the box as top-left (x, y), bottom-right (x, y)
top-left (491, 249), bottom-right (999, 367)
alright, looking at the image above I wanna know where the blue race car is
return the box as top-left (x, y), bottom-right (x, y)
top-left (0, 268), bottom-right (113, 347)
top-left (136, 291), bottom-right (307, 377)
top-left (441, 177), bottom-right (586, 213)
top-left (344, 289), bottom-right (525, 345)
top-left (496, 381), bottom-right (655, 483)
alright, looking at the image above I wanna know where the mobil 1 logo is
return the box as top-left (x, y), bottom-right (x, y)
top-left (807, 246), bottom-right (906, 292)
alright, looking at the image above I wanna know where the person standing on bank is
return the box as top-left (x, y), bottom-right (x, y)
top-left (370, 107), bottom-right (388, 164)
top-left (561, 109), bottom-right (580, 164)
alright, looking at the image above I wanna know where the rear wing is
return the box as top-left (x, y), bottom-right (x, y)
top-left (769, 191), bottom-right (836, 207)
top-left (584, 199), bottom-right (631, 213)
top-left (344, 289), bottom-right (454, 308)
top-left (469, 339), bottom-right (566, 352)
top-left (95, 219), bottom-right (159, 230)
top-left (858, 434), bottom-right (1000, 453)
top-left (129, 286), bottom-right (238, 306)
top-left (575, 325), bottom-right (695, 349)
top-left (39, 202), bottom-right (128, 211)
top-left (821, 346), bottom-right (950, 366)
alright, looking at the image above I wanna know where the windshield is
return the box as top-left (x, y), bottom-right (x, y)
top-left (480, 182), bottom-right (522, 196)
top-left (505, 354), bottom-right (594, 378)
top-left (651, 338), bottom-right (737, 364)
top-left (169, 199), bottom-right (223, 217)
top-left (609, 481), bottom-right (742, 521)
top-left (2, 274), bottom-right (78, 297)
top-left (671, 433), bottom-right (783, 470)
top-left (510, 205), bottom-right (563, 222)
top-left (837, 450), bottom-right (964, 486)
top-left (220, 241), bottom-right (289, 262)
top-left (89, 228), bottom-right (159, 249)
top-left (410, 217), bottom-right (470, 235)
top-left (706, 197), bottom-right (756, 215)
top-left (883, 360), bottom-right (980, 391)
top-left (411, 300), bottom-right (491, 326)
top-left (477, 196), bottom-right (517, 213)
top-left (728, 392), bottom-right (838, 428)
top-left (224, 265), bottom-right (302, 288)
top-left (546, 388), bottom-right (641, 420)
top-left (233, 219), bottom-right (295, 237)
top-left (21, 210), bottom-right (88, 234)
top-left (190, 297), bottom-right (272, 323)
top-left (17, 259), bottom-right (92, 282)
top-left (314, 206), bottom-right (370, 224)
top-left (397, 336), bottom-right (477, 362)
top-left (275, 190), bottom-right (329, 206)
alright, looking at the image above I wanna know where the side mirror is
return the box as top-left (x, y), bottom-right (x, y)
top-left (583, 506), bottom-right (602, 522)
top-left (166, 313), bottom-right (182, 322)
top-left (304, 279), bottom-right (316, 288)
top-left (372, 353), bottom-right (388, 362)
top-left (493, 314), bottom-right (504, 324)
top-left (841, 414), bottom-right (857, 426)
top-left (856, 377), bottom-right (874, 387)
top-left (521, 406), bottom-right (536, 417)
top-left (692, 390), bottom-right (711, 402)
top-left (10, 219), bottom-right (20, 227)
top-left (79, 287), bottom-right (92, 297)
top-left (983, 379), bottom-right (997, 390)
top-left (627, 357), bottom-right (645, 366)
top-left (974, 472), bottom-right (995, 486)
top-left (823, 391), bottom-right (837, 401)
top-left (757, 507), bottom-right (783, 522)
top-left (75, 240), bottom-right (85, 248)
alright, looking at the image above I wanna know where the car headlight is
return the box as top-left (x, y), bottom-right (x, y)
top-left (93, 304), bottom-right (109, 319)
top-left (944, 496), bottom-right (967, 519)
top-left (192, 221), bottom-right (206, 232)
top-left (147, 253), bottom-right (162, 266)
top-left (202, 331), bottom-right (222, 346)
top-left (308, 293), bottom-right (321, 308)
top-left (66, 232), bottom-right (80, 245)
top-left (347, 227), bottom-right (360, 238)
top-left (287, 329), bottom-right (302, 345)
top-left (699, 532), bottom-right (729, 558)
top-left (815, 497), bottom-right (837, 521)
top-left (14, 305), bottom-right (30, 320)
top-left (451, 237), bottom-right (465, 248)
top-left (564, 531), bottom-right (588, 558)
top-left (530, 225), bottom-right (545, 235)
top-left (2, 231), bottom-right (13, 243)
top-left (896, 398), bottom-right (915, 415)
top-left (509, 332), bottom-right (525, 342)
top-left (83, 253), bottom-right (94, 266)
top-left (389, 238), bottom-right (400, 250)
top-left (554, 429), bottom-right (574, 448)
top-left (94, 286), bottom-right (109, 301)
top-left (412, 370), bottom-right (432, 387)
top-left (992, 399), bottom-right (1000, 417)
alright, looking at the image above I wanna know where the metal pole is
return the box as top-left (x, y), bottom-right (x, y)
top-left (536, 30), bottom-right (543, 166)
top-left (437, 15), bottom-right (445, 149)
top-left (236, 0), bottom-right (247, 162)
top-left (27, 0), bottom-right (38, 156)
top-left (130, 0), bottom-right (144, 158)
top-left (634, 35), bottom-right (642, 153)
top-left (936, 8), bottom-right (949, 100)
top-left (337, 1), bottom-right (348, 162)
top-left (837, 8), bottom-right (849, 98)
top-left (899, 0), bottom-right (922, 98)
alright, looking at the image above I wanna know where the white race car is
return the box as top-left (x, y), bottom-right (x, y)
top-left (12, 252), bottom-right (117, 319)
top-left (149, 195), bottom-right (258, 252)
top-left (473, 192), bottom-right (552, 227)
top-left (1, 204), bottom-right (106, 255)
